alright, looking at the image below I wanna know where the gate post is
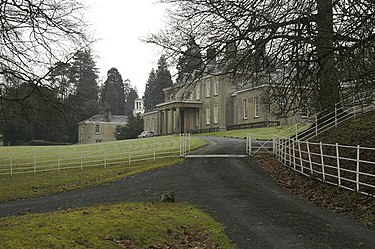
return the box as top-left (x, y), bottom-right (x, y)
top-left (246, 134), bottom-right (252, 156)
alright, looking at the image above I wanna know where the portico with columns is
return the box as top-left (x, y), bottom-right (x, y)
top-left (157, 101), bottom-right (201, 135)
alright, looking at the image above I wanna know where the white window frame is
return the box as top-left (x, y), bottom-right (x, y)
top-left (254, 96), bottom-right (260, 118)
top-left (214, 80), bottom-right (219, 96)
top-left (195, 110), bottom-right (200, 127)
top-left (206, 106), bottom-right (210, 124)
top-left (242, 98), bottom-right (248, 120)
top-left (196, 86), bottom-right (200, 100)
top-left (95, 123), bottom-right (101, 134)
top-left (214, 104), bottom-right (219, 124)
top-left (206, 79), bottom-right (211, 97)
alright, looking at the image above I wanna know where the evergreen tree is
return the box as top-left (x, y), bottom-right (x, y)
top-left (102, 67), bottom-right (125, 114)
top-left (143, 55), bottom-right (173, 111)
top-left (176, 37), bottom-right (203, 84)
top-left (69, 49), bottom-right (99, 101)
top-left (144, 68), bottom-right (157, 111)
top-left (48, 62), bottom-right (72, 100)
top-left (115, 114), bottom-right (144, 140)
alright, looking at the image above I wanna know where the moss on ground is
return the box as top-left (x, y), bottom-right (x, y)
top-left (0, 202), bottom-right (234, 248)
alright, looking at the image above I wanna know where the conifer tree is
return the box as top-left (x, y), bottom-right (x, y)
top-left (102, 67), bottom-right (125, 114)
top-left (143, 55), bottom-right (173, 111)
top-left (69, 49), bottom-right (99, 101)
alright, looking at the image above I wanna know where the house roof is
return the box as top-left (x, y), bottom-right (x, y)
top-left (79, 114), bottom-right (128, 124)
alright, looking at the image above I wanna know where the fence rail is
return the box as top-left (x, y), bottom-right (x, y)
top-left (274, 138), bottom-right (375, 196)
top-left (0, 135), bottom-right (191, 176)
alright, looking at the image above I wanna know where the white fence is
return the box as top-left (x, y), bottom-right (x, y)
top-left (274, 138), bottom-right (375, 196)
top-left (0, 134), bottom-right (191, 176)
top-left (298, 94), bottom-right (375, 141)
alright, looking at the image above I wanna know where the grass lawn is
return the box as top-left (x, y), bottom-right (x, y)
top-left (0, 136), bottom-right (206, 202)
top-left (0, 136), bottom-right (235, 248)
top-left (195, 125), bottom-right (310, 140)
top-left (0, 158), bottom-right (182, 202)
top-left (0, 136), bottom-right (205, 175)
top-left (0, 202), bottom-right (235, 248)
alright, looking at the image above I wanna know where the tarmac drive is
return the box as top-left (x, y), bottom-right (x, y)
top-left (0, 136), bottom-right (374, 248)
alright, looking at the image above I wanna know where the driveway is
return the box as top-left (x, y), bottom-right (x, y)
top-left (0, 136), bottom-right (374, 248)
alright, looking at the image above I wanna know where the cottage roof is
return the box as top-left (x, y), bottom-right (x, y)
top-left (79, 114), bottom-right (128, 124)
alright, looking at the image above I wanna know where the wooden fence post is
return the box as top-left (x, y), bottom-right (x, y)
top-left (288, 139), bottom-right (292, 166)
top-left (10, 156), bottom-right (13, 176)
top-left (80, 146), bottom-right (83, 170)
top-left (153, 137), bottom-right (156, 161)
top-left (103, 144), bottom-right (107, 168)
top-left (336, 143), bottom-right (341, 186)
top-left (320, 142), bottom-right (325, 181)
top-left (34, 150), bottom-right (37, 174)
top-left (306, 141), bottom-right (313, 174)
top-left (298, 140), bottom-right (303, 172)
top-left (292, 138), bottom-right (296, 169)
top-left (180, 133), bottom-right (182, 157)
top-left (58, 146), bottom-right (61, 171)
top-left (356, 145), bottom-right (360, 192)
top-left (334, 103), bottom-right (338, 128)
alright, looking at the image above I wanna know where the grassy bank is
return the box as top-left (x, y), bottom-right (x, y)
top-left (195, 125), bottom-right (309, 140)
top-left (0, 202), bottom-right (235, 248)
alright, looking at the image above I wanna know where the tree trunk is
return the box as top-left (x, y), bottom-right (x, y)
top-left (315, 0), bottom-right (340, 113)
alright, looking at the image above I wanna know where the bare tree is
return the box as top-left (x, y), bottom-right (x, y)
top-left (147, 0), bottom-right (375, 114)
top-left (0, 0), bottom-right (90, 102)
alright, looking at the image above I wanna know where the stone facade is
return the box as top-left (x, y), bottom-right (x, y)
top-left (143, 75), bottom-right (309, 135)
top-left (78, 113), bottom-right (128, 144)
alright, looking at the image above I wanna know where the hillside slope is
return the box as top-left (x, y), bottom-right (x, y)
top-left (256, 111), bottom-right (375, 228)
top-left (312, 111), bottom-right (375, 147)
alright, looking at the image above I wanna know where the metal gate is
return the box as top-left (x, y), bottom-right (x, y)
top-left (246, 134), bottom-right (275, 156)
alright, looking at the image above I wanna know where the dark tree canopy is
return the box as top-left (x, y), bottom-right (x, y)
top-left (176, 37), bottom-right (203, 83)
top-left (143, 55), bottom-right (173, 111)
top-left (148, 0), bottom-right (375, 114)
top-left (0, 84), bottom-right (68, 144)
top-left (115, 114), bottom-right (144, 140)
top-left (102, 67), bottom-right (126, 115)
top-left (144, 69), bottom-right (157, 111)
top-left (69, 49), bottom-right (99, 101)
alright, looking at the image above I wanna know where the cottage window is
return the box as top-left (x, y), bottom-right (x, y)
top-left (254, 96), bottom-right (260, 118)
top-left (214, 80), bottom-right (219, 96)
top-left (95, 124), bottom-right (101, 134)
top-left (242, 98), bottom-right (248, 120)
top-left (195, 110), bottom-right (200, 127)
top-left (214, 104), bottom-right (219, 124)
top-left (196, 86), bottom-right (200, 100)
top-left (206, 106), bottom-right (210, 124)
top-left (206, 79), bottom-right (211, 97)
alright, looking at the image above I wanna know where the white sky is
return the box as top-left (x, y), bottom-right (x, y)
top-left (82, 0), bottom-right (169, 97)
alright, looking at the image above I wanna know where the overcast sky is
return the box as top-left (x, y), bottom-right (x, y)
top-left (82, 0), bottom-right (169, 97)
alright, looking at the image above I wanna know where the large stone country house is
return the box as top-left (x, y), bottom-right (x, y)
top-left (143, 74), bottom-right (310, 135)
